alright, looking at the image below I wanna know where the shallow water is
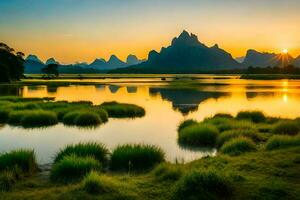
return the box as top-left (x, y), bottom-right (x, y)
top-left (1, 75), bottom-right (300, 164)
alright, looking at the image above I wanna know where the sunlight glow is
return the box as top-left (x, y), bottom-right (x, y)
top-left (282, 49), bottom-right (288, 54)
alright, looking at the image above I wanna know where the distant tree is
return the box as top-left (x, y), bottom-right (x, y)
top-left (42, 64), bottom-right (59, 78)
top-left (0, 42), bottom-right (24, 82)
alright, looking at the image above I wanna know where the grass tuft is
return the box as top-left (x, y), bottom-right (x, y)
top-left (0, 171), bottom-right (16, 192)
top-left (178, 123), bottom-right (219, 147)
top-left (152, 163), bottom-right (183, 181)
top-left (236, 111), bottom-right (266, 123)
top-left (82, 171), bottom-right (114, 194)
top-left (54, 142), bottom-right (109, 164)
top-left (20, 110), bottom-right (58, 128)
top-left (217, 129), bottom-right (264, 148)
top-left (0, 149), bottom-right (38, 174)
top-left (100, 101), bottom-right (145, 118)
top-left (272, 121), bottom-right (300, 135)
top-left (74, 112), bottom-right (102, 127)
top-left (50, 155), bottom-right (101, 183)
top-left (265, 135), bottom-right (300, 150)
top-left (177, 119), bottom-right (198, 132)
top-left (173, 169), bottom-right (233, 200)
top-left (220, 137), bottom-right (257, 156)
top-left (110, 144), bottom-right (165, 171)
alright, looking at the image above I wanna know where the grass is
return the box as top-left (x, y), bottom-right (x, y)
top-left (0, 149), bottom-right (38, 174)
top-left (177, 119), bottom-right (198, 132)
top-left (50, 155), bottom-right (102, 183)
top-left (82, 171), bottom-right (115, 194)
top-left (0, 108), bottom-right (11, 123)
top-left (20, 110), bottom-right (58, 128)
top-left (265, 135), bottom-right (300, 150)
top-left (0, 171), bottom-right (16, 192)
top-left (110, 144), bottom-right (165, 171)
top-left (173, 169), bottom-right (233, 200)
top-left (152, 163), bottom-right (183, 181)
top-left (100, 101), bottom-right (145, 118)
top-left (272, 121), bottom-right (300, 135)
top-left (54, 142), bottom-right (109, 164)
top-left (220, 137), bottom-right (257, 156)
top-left (62, 111), bottom-right (81, 125)
top-left (74, 112), bottom-right (102, 127)
top-left (216, 129), bottom-right (265, 148)
top-left (236, 111), bottom-right (266, 123)
top-left (178, 123), bottom-right (219, 147)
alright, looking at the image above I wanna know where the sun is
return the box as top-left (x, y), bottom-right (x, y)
top-left (282, 49), bottom-right (288, 54)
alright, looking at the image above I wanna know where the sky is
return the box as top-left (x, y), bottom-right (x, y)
top-left (1, 0), bottom-right (300, 64)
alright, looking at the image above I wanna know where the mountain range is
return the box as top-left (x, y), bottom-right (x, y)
top-left (24, 54), bottom-right (144, 73)
top-left (112, 30), bottom-right (242, 73)
top-left (24, 30), bottom-right (300, 74)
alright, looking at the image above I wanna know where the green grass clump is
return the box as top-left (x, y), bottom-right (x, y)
top-left (220, 137), bottom-right (257, 156)
top-left (110, 144), bottom-right (165, 171)
top-left (152, 163), bottom-right (183, 181)
top-left (8, 102), bottom-right (41, 111)
top-left (94, 108), bottom-right (108, 123)
top-left (0, 108), bottom-right (11, 123)
top-left (236, 111), bottom-right (266, 123)
top-left (54, 142), bottom-right (109, 164)
top-left (74, 112), bottom-right (102, 127)
top-left (213, 113), bottom-right (233, 119)
top-left (8, 110), bottom-right (31, 125)
top-left (217, 129), bottom-right (264, 148)
top-left (100, 101), bottom-right (145, 118)
top-left (0, 150), bottom-right (38, 174)
top-left (177, 119), bottom-right (198, 132)
top-left (0, 171), bottom-right (16, 191)
top-left (50, 155), bottom-right (101, 183)
top-left (272, 121), bottom-right (300, 135)
top-left (173, 169), bottom-right (233, 200)
top-left (20, 110), bottom-right (58, 128)
top-left (82, 171), bottom-right (114, 194)
top-left (178, 124), bottom-right (219, 147)
top-left (62, 111), bottom-right (81, 125)
top-left (265, 135), bottom-right (300, 150)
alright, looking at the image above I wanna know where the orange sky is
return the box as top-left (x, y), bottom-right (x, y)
top-left (1, 0), bottom-right (300, 63)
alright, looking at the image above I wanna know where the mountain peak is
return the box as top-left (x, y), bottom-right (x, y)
top-left (26, 54), bottom-right (43, 64)
top-left (171, 30), bottom-right (204, 47)
top-left (46, 58), bottom-right (59, 65)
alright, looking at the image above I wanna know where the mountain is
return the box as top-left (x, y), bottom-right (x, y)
top-left (242, 49), bottom-right (293, 67)
top-left (294, 55), bottom-right (300, 67)
top-left (110, 30), bottom-right (241, 73)
top-left (88, 55), bottom-right (144, 70)
top-left (24, 55), bottom-right (45, 73)
top-left (46, 58), bottom-right (59, 65)
top-left (126, 54), bottom-right (145, 65)
top-left (235, 56), bottom-right (245, 63)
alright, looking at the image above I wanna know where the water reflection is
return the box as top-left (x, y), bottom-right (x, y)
top-left (2, 76), bottom-right (300, 164)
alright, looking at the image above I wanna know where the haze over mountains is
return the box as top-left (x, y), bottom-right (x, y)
top-left (23, 30), bottom-right (300, 74)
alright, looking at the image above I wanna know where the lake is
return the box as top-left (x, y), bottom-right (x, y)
top-left (1, 75), bottom-right (300, 164)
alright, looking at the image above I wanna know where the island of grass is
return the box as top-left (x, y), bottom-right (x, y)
top-left (0, 96), bottom-right (146, 128)
top-left (0, 112), bottom-right (300, 199)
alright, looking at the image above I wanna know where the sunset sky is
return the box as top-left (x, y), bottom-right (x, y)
top-left (1, 0), bottom-right (300, 64)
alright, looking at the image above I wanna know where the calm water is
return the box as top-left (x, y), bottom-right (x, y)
top-left (1, 75), bottom-right (300, 164)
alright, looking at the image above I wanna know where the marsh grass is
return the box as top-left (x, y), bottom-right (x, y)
top-left (0, 171), bottom-right (16, 191)
top-left (8, 110), bottom-right (31, 125)
top-left (100, 101), bottom-right (145, 118)
top-left (110, 144), bottom-right (165, 171)
top-left (178, 124), bottom-right (219, 147)
top-left (220, 137), bottom-right (257, 156)
top-left (0, 108), bottom-right (11, 123)
top-left (173, 169), bottom-right (233, 200)
top-left (20, 110), bottom-right (58, 128)
top-left (62, 111), bottom-right (81, 125)
top-left (152, 163), bottom-right (183, 181)
top-left (74, 112), bottom-right (102, 127)
top-left (272, 121), bottom-right (300, 135)
top-left (265, 135), bottom-right (300, 150)
top-left (217, 129), bottom-right (265, 148)
top-left (82, 171), bottom-right (115, 194)
top-left (54, 142), bottom-right (109, 164)
top-left (177, 119), bottom-right (198, 132)
top-left (0, 149), bottom-right (38, 174)
top-left (236, 111), bottom-right (266, 123)
top-left (50, 155), bottom-right (101, 183)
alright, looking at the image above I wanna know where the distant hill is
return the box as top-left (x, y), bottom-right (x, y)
top-left (294, 55), bottom-right (300, 67)
top-left (46, 58), bottom-right (59, 65)
top-left (89, 55), bottom-right (144, 70)
top-left (24, 55), bottom-right (45, 73)
top-left (110, 30), bottom-right (242, 73)
top-left (242, 49), bottom-right (293, 67)
top-left (235, 56), bottom-right (245, 63)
